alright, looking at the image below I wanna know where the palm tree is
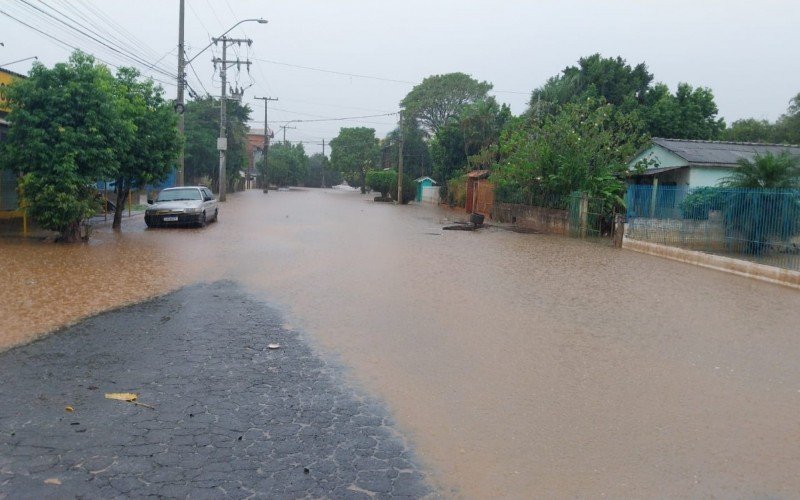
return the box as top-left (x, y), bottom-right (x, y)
top-left (719, 152), bottom-right (800, 255)
top-left (721, 151), bottom-right (800, 189)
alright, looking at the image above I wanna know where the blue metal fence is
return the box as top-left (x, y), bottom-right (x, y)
top-left (625, 184), bottom-right (800, 271)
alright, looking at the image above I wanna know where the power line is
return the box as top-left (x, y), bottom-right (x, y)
top-left (15, 0), bottom-right (176, 79)
top-left (252, 58), bottom-right (414, 85)
top-left (0, 8), bottom-right (177, 87)
top-left (37, 0), bottom-right (176, 78)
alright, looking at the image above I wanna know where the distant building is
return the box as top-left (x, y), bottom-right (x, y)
top-left (414, 176), bottom-right (438, 203)
top-left (246, 128), bottom-right (273, 188)
top-left (629, 138), bottom-right (800, 188)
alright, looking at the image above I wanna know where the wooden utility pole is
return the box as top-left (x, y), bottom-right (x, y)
top-left (321, 139), bottom-right (326, 188)
top-left (254, 96), bottom-right (278, 193)
top-left (280, 124), bottom-right (296, 145)
top-left (212, 36), bottom-right (252, 201)
top-left (175, 0), bottom-right (185, 186)
top-left (397, 111), bottom-right (404, 203)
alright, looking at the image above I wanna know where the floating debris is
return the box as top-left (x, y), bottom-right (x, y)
top-left (268, 343), bottom-right (281, 350)
top-left (64, 406), bottom-right (74, 413)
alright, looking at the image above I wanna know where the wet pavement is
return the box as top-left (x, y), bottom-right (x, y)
top-left (0, 281), bottom-right (430, 498)
top-left (2, 188), bottom-right (800, 497)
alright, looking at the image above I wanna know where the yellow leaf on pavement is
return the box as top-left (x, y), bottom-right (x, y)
top-left (44, 478), bottom-right (61, 485)
top-left (105, 392), bottom-right (137, 402)
top-left (64, 406), bottom-right (74, 412)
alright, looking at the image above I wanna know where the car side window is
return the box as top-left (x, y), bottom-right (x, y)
top-left (203, 189), bottom-right (214, 201)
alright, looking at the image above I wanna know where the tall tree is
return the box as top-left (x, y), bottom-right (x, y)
top-left (258, 142), bottom-right (308, 187)
top-left (183, 95), bottom-right (251, 191)
top-left (1, 52), bottom-right (132, 242)
top-left (111, 68), bottom-right (180, 230)
top-left (381, 118), bottom-right (431, 181)
top-left (400, 73), bottom-right (492, 134)
top-left (774, 92), bottom-right (800, 145)
top-left (493, 96), bottom-right (648, 209)
top-left (305, 152), bottom-right (339, 187)
top-left (329, 127), bottom-right (380, 193)
top-left (644, 83), bottom-right (724, 139)
top-left (530, 54), bottom-right (653, 110)
top-left (723, 118), bottom-right (775, 143)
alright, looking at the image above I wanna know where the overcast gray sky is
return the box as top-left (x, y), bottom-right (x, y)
top-left (1, 0), bottom-right (798, 154)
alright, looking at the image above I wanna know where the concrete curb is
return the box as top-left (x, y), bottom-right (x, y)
top-left (622, 236), bottom-right (800, 290)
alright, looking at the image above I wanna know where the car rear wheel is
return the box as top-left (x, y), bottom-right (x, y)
top-left (197, 212), bottom-right (206, 228)
top-left (212, 209), bottom-right (219, 222)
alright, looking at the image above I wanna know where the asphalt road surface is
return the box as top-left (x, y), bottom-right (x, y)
top-left (0, 281), bottom-right (431, 498)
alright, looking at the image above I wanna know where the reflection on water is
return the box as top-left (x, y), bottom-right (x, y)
top-left (2, 189), bottom-right (800, 497)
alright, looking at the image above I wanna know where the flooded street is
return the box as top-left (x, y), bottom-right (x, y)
top-left (3, 188), bottom-right (800, 497)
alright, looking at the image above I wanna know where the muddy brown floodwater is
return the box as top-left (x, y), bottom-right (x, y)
top-left (2, 188), bottom-right (800, 498)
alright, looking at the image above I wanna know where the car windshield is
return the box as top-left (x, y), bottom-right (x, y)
top-left (156, 188), bottom-right (202, 202)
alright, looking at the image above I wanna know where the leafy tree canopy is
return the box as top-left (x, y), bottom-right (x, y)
top-left (1, 52), bottom-right (133, 241)
top-left (112, 67), bottom-right (180, 229)
top-left (184, 95), bottom-right (251, 190)
top-left (259, 142), bottom-right (308, 187)
top-left (493, 96), bottom-right (648, 209)
top-left (644, 83), bottom-right (725, 140)
top-left (329, 127), bottom-right (380, 193)
top-left (530, 54), bottom-right (653, 110)
top-left (721, 152), bottom-right (800, 189)
top-left (400, 73), bottom-right (492, 134)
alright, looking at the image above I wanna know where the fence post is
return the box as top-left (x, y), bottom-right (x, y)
top-left (579, 192), bottom-right (589, 238)
top-left (649, 178), bottom-right (659, 218)
top-left (613, 213), bottom-right (624, 247)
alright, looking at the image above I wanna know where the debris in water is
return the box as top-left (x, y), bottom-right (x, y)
top-left (268, 343), bottom-right (281, 349)
top-left (105, 392), bottom-right (137, 402)
top-left (44, 478), bottom-right (61, 485)
top-left (65, 406), bottom-right (74, 412)
top-left (443, 222), bottom-right (477, 231)
top-left (105, 392), bottom-right (155, 410)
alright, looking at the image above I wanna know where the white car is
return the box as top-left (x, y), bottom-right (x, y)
top-left (145, 186), bottom-right (219, 228)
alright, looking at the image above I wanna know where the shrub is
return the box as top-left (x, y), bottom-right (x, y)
top-left (680, 186), bottom-right (726, 219)
top-left (366, 170), bottom-right (395, 197)
top-left (442, 175), bottom-right (467, 207)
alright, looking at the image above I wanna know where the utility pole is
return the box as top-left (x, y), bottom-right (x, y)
top-left (321, 139), bottom-right (326, 188)
top-left (397, 111), bottom-right (404, 203)
top-left (280, 124), bottom-right (296, 145)
top-left (212, 36), bottom-right (252, 201)
top-left (254, 96), bottom-right (277, 193)
top-left (175, 0), bottom-right (185, 186)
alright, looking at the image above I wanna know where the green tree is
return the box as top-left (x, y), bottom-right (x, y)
top-left (719, 152), bottom-right (800, 255)
top-left (365, 170), bottom-right (395, 198)
top-left (530, 54), bottom-right (653, 110)
top-left (259, 142), bottom-right (308, 187)
top-left (381, 118), bottom-right (431, 180)
top-left (111, 67), bottom-right (180, 230)
top-left (492, 97), bottom-right (648, 210)
top-left (305, 152), bottom-right (336, 187)
top-left (529, 55), bottom-right (723, 141)
top-left (329, 127), bottom-right (380, 193)
top-left (429, 97), bottom-right (512, 200)
top-left (1, 52), bottom-right (131, 242)
top-left (721, 152), bottom-right (800, 189)
top-left (723, 118), bottom-right (775, 143)
top-left (400, 73), bottom-right (492, 134)
top-left (644, 83), bottom-right (724, 139)
top-left (184, 96), bottom-right (251, 192)
top-left (774, 92), bottom-right (800, 145)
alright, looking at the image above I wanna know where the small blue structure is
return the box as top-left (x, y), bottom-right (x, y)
top-left (415, 176), bottom-right (437, 203)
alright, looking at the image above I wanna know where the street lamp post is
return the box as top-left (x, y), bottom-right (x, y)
top-left (176, 17), bottom-right (267, 193)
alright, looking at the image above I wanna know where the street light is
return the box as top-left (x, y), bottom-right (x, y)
top-left (185, 18), bottom-right (267, 65)
top-left (176, 15), bottom-right (267, 187)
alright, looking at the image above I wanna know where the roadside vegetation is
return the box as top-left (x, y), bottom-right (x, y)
top-left (0, 52), bottom-right (180, 241)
